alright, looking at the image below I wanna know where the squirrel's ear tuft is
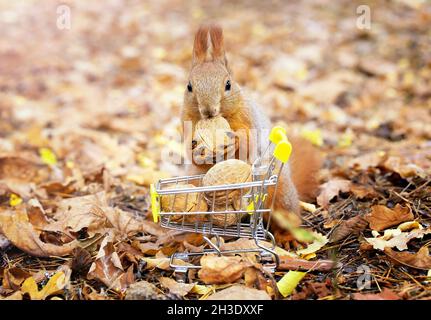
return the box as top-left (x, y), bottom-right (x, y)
top-left (208, 24), bottom-right (224, 60)
top-left (192, 23), bottom-right (228, 67)
top-left (192, 24), bottom-right (210, 65)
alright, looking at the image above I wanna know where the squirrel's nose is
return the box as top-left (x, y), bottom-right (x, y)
top-left (200, 105), bottom-right (220, 119)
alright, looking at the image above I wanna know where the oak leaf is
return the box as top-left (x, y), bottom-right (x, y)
top-left (365, 204), bottom-right (414, 231)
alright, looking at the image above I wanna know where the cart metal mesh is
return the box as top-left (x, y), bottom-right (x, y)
top-left (150, 126), bottom-right (292, 271)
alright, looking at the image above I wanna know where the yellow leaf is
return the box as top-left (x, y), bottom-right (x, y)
top-left (338, 131), bottom-right (353, 148)
top-left (137, 153), bottom-right (156, 169)
top-left (192, 284), bottom-right (213, 295)
top-left (297, 232), bottom-right (329, 256)
top-left (277, 271), bottom-right (306, 297)
top-left (21, 272), bottom-right (66, 300)
top-left (302, 253), bottom-right (316, 260)
top-left (9, 194), bottom-right (23, 207)
top-left (301, 129), bottom-right (323, 147)
top-left (39, 147), bottom-right (57, 165)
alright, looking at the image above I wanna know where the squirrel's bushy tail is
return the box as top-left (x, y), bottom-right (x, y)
top-left (288, 136), bottom-right (322, 202)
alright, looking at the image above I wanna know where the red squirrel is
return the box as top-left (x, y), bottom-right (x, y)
top-left (181, 23), bottom-right (322, 218)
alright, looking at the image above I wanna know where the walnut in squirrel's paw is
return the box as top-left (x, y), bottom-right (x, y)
top-left (192, 115), bottom-right (237, 165)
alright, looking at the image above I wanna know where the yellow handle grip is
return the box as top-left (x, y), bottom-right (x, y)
top-left (150, 184), bottom-right (160, 223)
top-left (269, 126), bottom-right (292, 163)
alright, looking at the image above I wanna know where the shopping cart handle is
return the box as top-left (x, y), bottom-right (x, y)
top-left (269, 126), bottom-right (292, 163)
top-left (150, 184), bottom-right (160, 222)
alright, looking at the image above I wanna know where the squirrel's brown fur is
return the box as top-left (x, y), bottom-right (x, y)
top-left (182, 23), bottom-right (322, 217)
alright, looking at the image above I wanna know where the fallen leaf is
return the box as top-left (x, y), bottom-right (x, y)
top-left (2, 267), bottom-right (31, 291)
top-left (0, 207), bottom-right (78, 257)
top-left (87, 235), bottom-right (134, 292)
top-left (43, 193), bottom-right (108, 237)
top-left (383, 156), bottom-right (425, 178)
top-left (125, 281), bottom-right (163, 300)
top-left (347, 151), bottom-right (386, 171)
top-left (277, 271), bottom-right (306, 297)
top-left (317, 179), bottom-right (352, 208)
top-left (39, 147), bottom-right (57, 166)
top-left (9, 193), bottom-right (22, 206)
top-left (300, 129), bottom-right (323, 147)
top-left (365, 226), bottom-right (431, 251)
top-left (296, 232), bottom-right (329, 256)
top-left (384, 247), bottom-right (431, 270)
top-left (70, 247), bottom-right (93, 275)
top-left (330, 215), bottom-right (368, 243)
top-left (141, 256), bottom-right (193, 271)
top-left (198, 255), bottom-right (250, 284)
top-left (191, 284), bottom-right (213, 296)
top-left (365, 204), bottom-right (414, 231)
top-left (21, 271), bottom-right (67, 300)
top-left (207, 285), bottom-right (271, 300)
top-left (159, 277), bottom-right (195, 297)
top-left (350, 184), bottom-right (379, 199)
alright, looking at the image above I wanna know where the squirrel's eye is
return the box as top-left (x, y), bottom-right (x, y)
top-left (187, 82), bottom-right (193, 92)
top-left (225, 80), bottom-right (231, 91)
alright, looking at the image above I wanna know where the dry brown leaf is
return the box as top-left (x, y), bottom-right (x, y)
top-left (198, 255), bottom-right (250, 284)
top-left (365, 204), bottom-right (414, 231)
top-left (317, 179), bottom-right (352, 208)
top-left (2, 267), bottom-right (31, 291)
top-left (207, 285), bottom-right (271, 300)
top-left (347, 151), bottom-right (385, 171)
top-left (0, 156), bottom-right (44, 182)
top-left (27, 198), bottom-right (50, 229)
top-left (330, 215), bottom-right (368, 243)
top-left (43, 192), bottom-right (152, 239)
top-left (244, 267), bottom-right (271, 291)
top-left (141, 255), bottom-right (193, 271)
top-left (125, 281), bottom-right (162, 300)
top-left (350, 184), bottom-right (379, 199)
top-left (159, 277), bottom-right (195, 297)
top-left (44, 193), bottom-right (107, 237)
top-left (352, 288), bottom-right (401, 300)
top-left (384, 247), bottom-right (431, 270)
top-left (87, 235), bottom-right (134, 292)
top-left (0, 207), bottom-right (78, 257)
top-left (70, 247), bottom-right (93, 275)
top-left (383, 156), bottom-right (425, 178)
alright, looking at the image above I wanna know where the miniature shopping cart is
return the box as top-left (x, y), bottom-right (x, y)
top-left (150, 126), bottom-right (292, 272)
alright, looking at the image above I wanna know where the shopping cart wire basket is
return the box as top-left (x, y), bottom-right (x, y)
top-left (150, 126), bottom-right (292, 272)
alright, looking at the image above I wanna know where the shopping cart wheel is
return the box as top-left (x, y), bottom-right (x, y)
top-left (174, 270), bottom-right (188, 283)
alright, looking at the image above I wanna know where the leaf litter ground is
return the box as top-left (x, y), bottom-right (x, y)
top-left (0, 0), bottom-right (431, 300)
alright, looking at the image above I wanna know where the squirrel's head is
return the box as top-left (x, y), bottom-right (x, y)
top-left (185, 24), bottom-right (239, 119)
